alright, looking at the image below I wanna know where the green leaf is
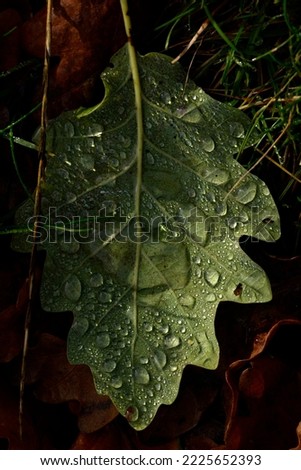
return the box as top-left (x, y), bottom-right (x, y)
top-left (13, 44), bottom-right (280, 429)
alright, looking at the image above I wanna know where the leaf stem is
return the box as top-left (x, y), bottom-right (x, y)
top-left (119, 0), bottom-right (144, 360)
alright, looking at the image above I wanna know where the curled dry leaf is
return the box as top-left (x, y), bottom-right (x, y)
top-left (26, 333), bottom-right (118, 433)
top-left (225, 320), bottom-right (301, 449)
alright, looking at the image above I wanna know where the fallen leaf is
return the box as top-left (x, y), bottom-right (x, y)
top-left (26, 333), bottom-right (118, 433)
top-left (13, 44), bottom-right (280, 430)
top-left (225, 320), bottom-right (301, 449)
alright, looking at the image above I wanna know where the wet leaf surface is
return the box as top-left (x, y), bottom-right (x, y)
top-left (13, 44), bottom-right (280, 429)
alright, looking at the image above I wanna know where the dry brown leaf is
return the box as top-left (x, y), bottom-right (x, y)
top-left (225, 320), bottom-right (301, 449)
top-left (26, 333), bottom-right (118, 433)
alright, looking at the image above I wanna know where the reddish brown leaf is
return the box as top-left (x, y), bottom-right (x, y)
top-left (138, 367), bottom-right (219, 442)
top-left (21, 0), bottom-right (126, 114)
top-left (71, 420), bottom-right (133, 450)
top-left (0, 9), bottom-right (22, 72)
top-left (225, 320), bottom-right (301, 449)
top-left (26, 333), bottom-right (118, 433)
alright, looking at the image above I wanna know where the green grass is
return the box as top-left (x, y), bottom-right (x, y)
top-left (156, 0), bottom-right (301, 253)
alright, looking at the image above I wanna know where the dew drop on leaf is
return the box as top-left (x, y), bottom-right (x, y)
top-left (201, 136), bottom-right (215, 152)
top-left (153, 349), bottom-right (167, 369)
top-left (96, 333), bottom-right (110, 348)
top-left (215, 201), bottom-right (228, 216)
top-left (164, 334), bottom-right (181, 349)
top-left (73, 317), bottom-right (89, 336)
top-left (157, 324), bottom-right (169, 334)
top-left (234, 180), bottom-right (257, 204)
top-left (206, 293), bottom-right (216, 302)
top-left (125, 405), bottom-right (139, 422)
top-left (64, 274), bottom-right (82, 301)
top-left (79, 154), bottom-right (95, 170)
top-left (110, 376), bottom-right (123, 389)
top-left (230, 121), bottom-right (245, 138)
top-left (64, 121), bottom-right (75, 137)
top-left (134, 366), bottom-right (150, 384)
top-left (99, 292), bottom-right (112, 303)
top-left (202, 168), bottom-right (230, 185)
top-left (102, 359), bottom-right (117, 373)
top-left (90, 273), bottom-right (104, 287)
top-left (204, 268), bottom-right (220, 287)
top-left (179, 294), bottom-right (196, 308)
top-left (143, 322), bottom-right (153, 332)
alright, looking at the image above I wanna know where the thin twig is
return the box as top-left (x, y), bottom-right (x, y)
top-left (172, 1), bottom-right (231, 64)
top-left (19, 0), bottom-right (52, 440)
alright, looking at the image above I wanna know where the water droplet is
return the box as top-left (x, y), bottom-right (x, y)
top-left (96, 333), bottom-right (110, 348)
top-left (202, 136), bottom-right (215, 152)
top-left (134, 366), bottom-right (150, 384)
top-left (143, 322), bottom-right (153, 332)
top-left (161, 91), bottom-right (172, 105)
top-left (87, 123), bottom-right (104, 137)
top-left (80, 154), bottom-right (95, 171)
top-left (155, 383), bottom-right (161, 391)
top-left (215, 201), bottom-right (228, 216)
top-left (99, 292), bottom-right (112, 303)
top-left (110, 376), bottom-right (123, 388)
top-left (170, 365), bottom-right (178, 372)
top-left (125, 405), bottom-right (139, 422)
top-left (175, 104), bottom-right (201, 123)
top-left (139, 357), bottom-right (149, 365)
top-left (230, 121), bottom-right (245, 138)
top-left (237, 210), bottom-right (249, 223)
top-left (164, 334), bottom-right (181, 349)
top-left (227, 217), bottom-right (238, 229)
top-left (64, 121), bottom-right (75, 137)
top-left (64, 274), bottom-right (82, 301)
top-left (262, 185), bottom-right (270, 196)
top-left (202, 168), bottom-right (229, 185)
top-left (234, 181), bottom-right (257, 204)
top-left (153, 349), bottom-right (167, 369)
top-left (179, 294), bottom-right (196, 308)
top-left (204, 268), bottom-right (220, 287)
top-left (73, 317), bottom-right (89, 336)
top-left (188, 188), bottom-right (196, 198)
top-left (90, 273), bottom-right (104, 287)
top-left (206, 293), bottom-right (216, 302)
top-left (146, 152), bottom-right (155, 165)
top-left (158, 324), bottom-right (169, 334)
top-left (102, 359), bottom-right (116, 373)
